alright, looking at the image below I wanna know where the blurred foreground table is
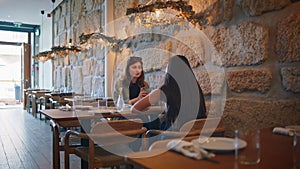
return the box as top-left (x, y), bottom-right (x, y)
top-left (126, 127), bottom-right (294, 169)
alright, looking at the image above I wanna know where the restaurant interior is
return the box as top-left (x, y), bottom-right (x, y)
top-left (0, 0), bottom-right (299, 169)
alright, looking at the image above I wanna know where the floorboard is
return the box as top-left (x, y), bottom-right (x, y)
top-left (0, 105), bottom-right (82, 169)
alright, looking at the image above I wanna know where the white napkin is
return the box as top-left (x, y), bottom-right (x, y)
top-left (167, 139), bottom-right (215, 160)
top-left (273, 127), bottom-right (294, 136)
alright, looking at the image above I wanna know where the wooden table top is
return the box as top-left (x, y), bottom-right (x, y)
top-left (31, 90), bottom-right (52, 98)
top-left (32, 90), bottom-right (51, 93)
top-left (126, 127), bottom-right (294, 169)
top-left (40, 108), bottom-right (131, 121)
top-left (40, 106), bottom-right (163, 120)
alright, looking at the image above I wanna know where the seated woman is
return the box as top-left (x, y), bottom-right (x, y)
top-left (131, 55), bottom-right (206, 131)
top-left (115, 56), bottom-right (149, 105)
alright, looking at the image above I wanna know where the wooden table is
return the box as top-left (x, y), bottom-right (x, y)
top-left (126, 127), bottom-right (294, 169)
top-left (23, 88), bottom-right (45, 111)
top-left (40, 106), bottom-right (163, 169)
top-left (40, 108), bottom-right (134, 169)
top-left (45, 92), bottom-right (74, 109)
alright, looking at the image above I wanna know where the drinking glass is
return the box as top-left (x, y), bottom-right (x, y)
top-left (98, 98), bottom-right (106, 109)
top-left (73, 96), bottom-right (83, 112)
top-left (294, 131), bottom-right (300, 169)
top-left (235, 129), bottom-right (261, 165)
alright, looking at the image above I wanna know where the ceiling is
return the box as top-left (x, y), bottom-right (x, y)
top-left (0, 0), bottom-right (62, 25)
top-left (0, 0), bottom-right (62, 56)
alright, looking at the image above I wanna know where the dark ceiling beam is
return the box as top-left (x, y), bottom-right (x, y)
top-left (0, 21), bottom-right (39, 33)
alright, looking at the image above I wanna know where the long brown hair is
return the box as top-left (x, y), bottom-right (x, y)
top-left (122, 56), bottom-right (146, 88)
top-left (161, 55), bottom-right (206, 129)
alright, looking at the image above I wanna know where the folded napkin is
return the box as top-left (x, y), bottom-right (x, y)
top-left (167, 139), bottom-right (215, 160)
top-left (273, 127), bottom-right (294, 136)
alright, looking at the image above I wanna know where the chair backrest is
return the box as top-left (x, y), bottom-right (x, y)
top-left (90, 118), bottom-right (147, 146)
top-left (179, 117), bottom-right (224, 135)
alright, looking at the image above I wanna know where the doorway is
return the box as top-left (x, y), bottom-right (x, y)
top-left (0, 31), bottom-right (29, 106)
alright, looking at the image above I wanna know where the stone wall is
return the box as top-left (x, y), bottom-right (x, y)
top-left (52, 0), bottom-right (105, 96)
top-left (52, 0), bottom-right (300, 131)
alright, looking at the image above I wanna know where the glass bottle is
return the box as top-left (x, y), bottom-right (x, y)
top-left (116, 94), bottom-right (124, 110)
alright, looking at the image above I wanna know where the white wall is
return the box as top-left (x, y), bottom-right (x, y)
top-left (38, 15), bottom-right (52, 89)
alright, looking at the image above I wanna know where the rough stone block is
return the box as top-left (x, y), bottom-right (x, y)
top-left (281, 67), bottom-right (300, 93)
top-left (211, 21), bottom-right (269, 67)
top-left (83, 76), bottom-right (93, 95)
top-left (224, 0), bottom-right (234, 21)
top-left (72, 67), bottom-right (83, 94)
top-left (66, 15), bottom-right (70, 33)
top-left (172, 33), bottom-right (206, 68)
top-left (189, 0), bottom-right (234, 25)
top-left (194, 70), bottom-right (225, 95)
top-left (53, 36), bottom-right (59, 47)
top-left (95, 60), bottom-right (105, 76)
top-left (237, 0), bottom-right (289, 16)
top-left (54, 66), bottom-right (62, 89)
top-left (66, 66), bottom-right (73, 91)
top-left (71, 0), bottom-right (82, 22)
top-left (61, 67), bottom-right (69, 88)
top-left (135, 42), bottom-right (171, 72)
top-left (91, 76), bottom-right (105, 97)
top-left (114, 0), bottom-right (130, 19)
top-left (145, 71), bottom-right (165, 90)
top-left (86, 11), bottom-right (100, 32)
top-left (85, 0), bottom-right (94, 11)
top-left (94, 44), bottom-right (105, 60)
top-left (226, 68), bottom-right (272, 93)
top-left (205, 100), bottom-right (215, 117)
top-left (82, 59), bottom-right (93, 76)
top-left (78, 17), bottom-right (90, 37)
top-left (223, 98), bottom-right (298, 131)
top-left (276, 14), bottom-right (300, 63)
top-left (59, 33), bottom-right (67, 46)
top-left (53, 8), bottom-right (60, 23)
top-left (63, 55), bottom-right (70, 66)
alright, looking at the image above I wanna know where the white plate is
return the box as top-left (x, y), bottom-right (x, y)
top-left (191, 137), bottom-right (247, 151)
top-left (286, 125), bottom-right (300, 132)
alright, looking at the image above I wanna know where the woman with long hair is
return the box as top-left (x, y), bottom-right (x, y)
top-left (116, 56), bottom-right (149, 105)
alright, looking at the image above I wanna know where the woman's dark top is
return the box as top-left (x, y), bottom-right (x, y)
top-left (129, 82), bottom-right (140, 100)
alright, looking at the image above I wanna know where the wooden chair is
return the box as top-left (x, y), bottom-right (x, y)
top-left (25, 91), bottom-right (32, 113)
top-left (50, 120), bottom-right (81, 169)
top-left (64, 119), bottom-right (147, 169)
top-left (31, 94), bottom-right (38, 118)
top-left (144, 117), bottom-right (225, 149)
top-left (49, 94), bottom-right (73, 109)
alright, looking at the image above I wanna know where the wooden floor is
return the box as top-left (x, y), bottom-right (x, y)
top-left (0, 105), bottom-right (81, 169)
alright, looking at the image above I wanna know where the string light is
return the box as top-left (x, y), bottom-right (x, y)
top-left (126, 0), bottom-right (207, 27)
top-left (34, 0), bottom-right (208, 61)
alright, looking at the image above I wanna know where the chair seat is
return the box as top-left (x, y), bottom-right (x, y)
top-left (75, 146), bottom-right (125, 167)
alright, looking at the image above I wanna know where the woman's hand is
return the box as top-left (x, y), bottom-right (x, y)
top-left (131, 88), bottom-right (161, 113)
top-left (138, 89), bottom-right (148, 99)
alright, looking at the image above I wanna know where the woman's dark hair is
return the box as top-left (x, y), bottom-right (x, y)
top-left (161, 55), bottom-right (206, 129)
top-left (122, 56), bottom-right (146, 87)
